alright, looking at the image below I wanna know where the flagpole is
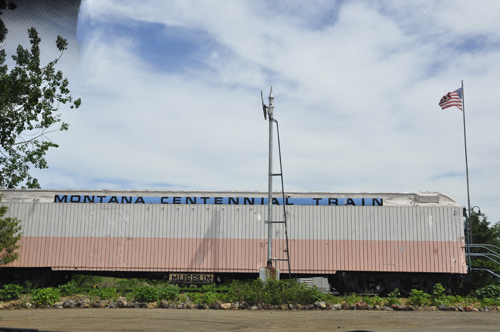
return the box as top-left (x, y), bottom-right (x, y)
top-left (461, 80), bottom-right (473, 269)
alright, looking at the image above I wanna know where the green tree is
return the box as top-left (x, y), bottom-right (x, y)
top-left (0, 196), bottom-right (21, 265)
top-left (0, 1), bottom-right (16, 43)
top-left (455, 212), bottom-right (500, 294)
top-left (0, 3), bottom-right (81, 188)
top-left (471, 213), bottom-right (500, 246)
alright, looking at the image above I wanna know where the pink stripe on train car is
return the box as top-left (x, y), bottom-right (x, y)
top-left (7, 237), bottom-right (467, 274)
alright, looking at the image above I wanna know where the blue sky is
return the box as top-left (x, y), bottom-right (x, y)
top-left (3, 0), bottom-right (500, 223)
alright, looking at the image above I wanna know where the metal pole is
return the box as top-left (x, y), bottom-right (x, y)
top-left (267, 87), bottom-right (274, 263)
top-left (461, 80), bottom-right (473, 267)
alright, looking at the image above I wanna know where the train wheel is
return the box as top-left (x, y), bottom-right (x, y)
top-left (0, 274), bottom-right (8, 287)
top-left (423, 278), bottom-right (444, 294)
top-left (333, 277), bottom-right (347, 295)
top-left (30, 273), bottom-right (48, 288)
top-left (356, 277), bottom-right (386, 295)
top-left (384, 277), bottom-right (413, 295)
top-left (384, 277), bottom-right (400, 293)
top-left (387, 278), bottom-right (427, 296)
top-left (341, 275), bottom-right (359, 294)
top-left (398, 279), bottom-right (414, 296)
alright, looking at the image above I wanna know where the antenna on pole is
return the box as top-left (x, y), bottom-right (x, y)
top-left (261, 91), bottom-right (267, 120)
top-left (264, 87), bottom-right (274, 264)
top-left (259, 87), bottom-right (292, 284)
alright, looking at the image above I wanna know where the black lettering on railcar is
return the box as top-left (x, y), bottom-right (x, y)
top-left (328, 198), bottom-right (338, 205)
top-left (54, 194), bottom-right (386, 207)
top-left (121, 196), bottom-right (132, 203)
top-left (244, 197), bottom-right (254, 205)
top-left (169, 273), bottom-right (214, 284)
top-left (54, 195), bottom-right (68, 202)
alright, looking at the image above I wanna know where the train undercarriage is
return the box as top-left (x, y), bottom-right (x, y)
top-left (328, 271), bottom-right (460, 296)
top-left (0, 268), bottom-right (462, 296)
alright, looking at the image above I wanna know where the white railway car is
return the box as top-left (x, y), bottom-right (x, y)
top-left (0, 189), bottom-right (467, 294)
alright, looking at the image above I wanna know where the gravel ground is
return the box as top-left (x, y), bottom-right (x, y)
top-left (1, 309), bottom-right (500, 332)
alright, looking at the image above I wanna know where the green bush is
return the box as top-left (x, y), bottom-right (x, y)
top-left (188, 292), bottom-right (203, 304)
top-left (200, 284), bottom-right (217, 293)
top-left (386, 288), bottom-right (401, 306)
top-left (228, 279), bottom-right (265, 305)
top-left (158, 285), bottom-right (180, 301)
top-left (69, 274), bottom-right (86, 286)
top-left (202, 291), bottom-right (218, 306)
top-left (12, 277), bottom-right (500, 308)
top-left (480, 297), bottom-right (500, 307)
top-left (24, 280), bottom-right (35, 293)
top-left (363, 295), bottom-right (384, 306)
top-left (281, 280), bottom-right (322, 304)
top-left (0, 284), bottom-right (24, 301)
top-left (32, 287), bottom-right (60, 306)
top-left (227, 280), bottom-right (246, 303)
top-left (89, 287), bottom-right (117, 300)
top-left (463, 296), bottom-right (475, 307)
top-left (408, 289), bottom-right (431, 306)
top-left (133, 286), bottom-right (159, 303)
top-left (431, 283), bottom-right (448, 306)
top-left (126, 291), bottom-right (134, 302)
top-left (344, 293), bottom-right (362, 305)
top-left (115, 278), bottom-right (150, 289)
top-left (320, 294), bottom-right (342, 304)
top-left (228, 279), bottom-right (322, 305)
top-left (474, 285), bottom-right (500, 299)
top-left (263, 279), bottom-right (284, 304)
top-left (58, 280), bottom-right (78, 296)
top-left (446, 295), bottom-right (464, 306)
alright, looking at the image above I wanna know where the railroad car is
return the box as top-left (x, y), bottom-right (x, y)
top-left (0, 189), bottom-right (467, 294)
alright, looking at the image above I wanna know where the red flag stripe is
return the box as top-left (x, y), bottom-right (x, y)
top-left (439, 91), bottom-right (463, 111)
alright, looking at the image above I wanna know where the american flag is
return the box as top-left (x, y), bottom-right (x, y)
top-left (439, 87), bottom-right (463, 111)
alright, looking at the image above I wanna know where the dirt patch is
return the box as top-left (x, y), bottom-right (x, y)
top-left (1, 309), bottom-right (500, 332)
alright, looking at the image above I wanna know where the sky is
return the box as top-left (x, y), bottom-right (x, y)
top-left (2, 0), bottom-right (500, 223)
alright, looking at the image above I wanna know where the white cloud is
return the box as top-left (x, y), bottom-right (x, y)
top-left (14, 0), bottom-right (500, 222)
